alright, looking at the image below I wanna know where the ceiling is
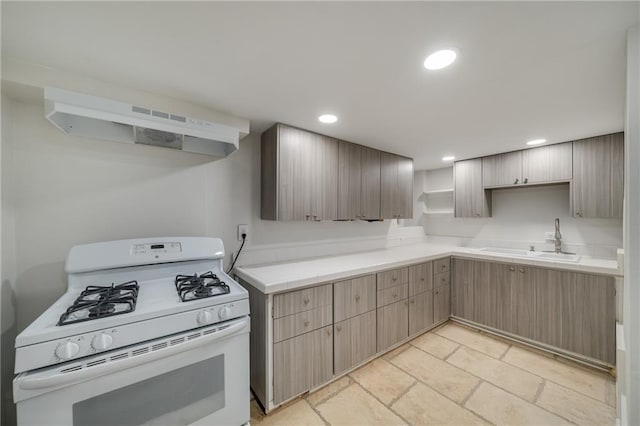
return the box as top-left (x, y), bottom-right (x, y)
top-left (2, 1), bottom-right (638, 169)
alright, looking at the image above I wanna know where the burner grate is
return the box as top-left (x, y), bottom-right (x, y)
top-left (175, 271), bottom-right (230, 302)
top-left (57, 281), bottom-right (139, 326)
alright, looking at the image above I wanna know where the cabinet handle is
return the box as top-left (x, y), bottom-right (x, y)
top-left (475, 213), bottom-right (481, 217)
top-left (421, 277), bottom-right (425, 281)
top-left (304, 320), bottom-right (309, 327)
top-left (441, 277), bottom-right (446, 283)
top-left (313, 215), bottom-right (318, 220)
top-left (355, 295), bottom-right (360, 302)
top-left (392, 293), bottom-right (397, 298)
top-left (441, 265), bottom-right (446, 270)
top-left (303, 298), bottom-right (310, 305)
top-left (519, 268), bottom-right (525, 273)
top-left (410, 299), bottom-right (415, 304)
top-left (524, 178), bottom-right (529, 184)
top-left (392, 276), bottom-right (398, 281)
top-left (576, 211), bottom-right (583, 217)
top-left (326, 329), bottom-right (331, 336)
top-left (336, 325), bottom-right (342, 332)
top-left (514, 178), bottom-right (519, 184)
top-left (509, 267), bottom-right (515, 272)
top-left (435, 290), bottom-right (439, 295)
top-left (305, 215), bottom-right (310, 220)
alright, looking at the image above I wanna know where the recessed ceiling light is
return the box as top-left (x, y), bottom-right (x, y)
top-left (424, 49), bottom-right (457, 70)
top-left (526, 139), bottom-right (547, 146)
top-left (442, 156), bottom-right (455, 162)
top-left (318, 114), bottom-right (338, 124)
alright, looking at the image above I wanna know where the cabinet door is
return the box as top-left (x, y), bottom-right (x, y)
top-left (482, 151), bottom-right (522, 187)
top-left (534, 268), bottom-right (564, 348)
top-left (452, 258), bottom-right (474, 319)
top-left (278, 125), bottom-right (313, 221)
top-left (334, 311), bottom-right (376, 374)
top-left (361, 147), bottom-right (381, 219)
top-left (408, 262), bottom-right (433, 296)
top-left (522, 143), bottom-right (572, 184)
top-left (409, 291), bottom-right (434, 335)
top-left (273, 325), bottom-right (333, 404)
top-left (454, 159), bottom-right (491, 217)
top-left (397, 155), bottom-right (414, 218)
top-left (312, 134), bottom-right (339, 220)
top-left (338, 141), bottom-right (362, 220)
top-left (434, 284), bottom-right (450, 323)
top-left (472, 261), bottom-right (496, 328)
top-left (573, 133), bottom-right (624, 218)
top-left (380, 152), bottom-right (398, 219)
top-left (377, 299), bottom-right (409, 352)
top-left (514, 266), bottom-right (536, 340)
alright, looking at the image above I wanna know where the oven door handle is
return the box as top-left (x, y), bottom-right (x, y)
top-left (18, 318), bottom-right (248, 391)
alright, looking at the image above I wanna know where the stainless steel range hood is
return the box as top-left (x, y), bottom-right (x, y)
top-left (44, 87), bottom-right (240, 158)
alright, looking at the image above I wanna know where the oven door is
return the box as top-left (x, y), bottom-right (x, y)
top-left (14, 316), bottom-right (250, 426)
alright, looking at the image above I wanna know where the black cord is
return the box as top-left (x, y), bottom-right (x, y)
top-left (226, 234), bottom-right (246, 274)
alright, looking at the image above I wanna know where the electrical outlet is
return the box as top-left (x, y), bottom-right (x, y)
top-left (238, 224), bottom-right (248, 241)
top-left (544, 231), bottom-right (555, 240)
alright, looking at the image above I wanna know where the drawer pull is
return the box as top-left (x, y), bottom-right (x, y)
top-left (435, 290), bottom-right (439, 295)
top-left (355, 295), bottom-right (360, 302)
top-left (509, 267), bottom-right (515, 272)
top-left (303, 298), bottom-right (310, 305)
top-left (421, 277), bottom-right (425, 281)
top-left (441, 264), bottom-right (446, 270)
top-left (519, 268), bottom-right (525, 273)
top-left (392, 293), bottom-right (397, 298)
top-left (410, 299), bottom-right (415, 304)
top-left (304, 320), bottom-right (309, 327)
top-left (326, 329), bottom-right (331, 336)
top-left (392, 276), bottom-right (398, 281)
top-left (336, 325), bottom-right (342, 332)
top-left (441, 277), bottom-right (446, 282)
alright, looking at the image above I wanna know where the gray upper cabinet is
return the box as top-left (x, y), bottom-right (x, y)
top-left (380, 152), bottom-right (414, 219)
top-left (573, 133), bottom-right (624, 218)
top-left (338, 142), bottom-right (381, 220)
top-left (522, 142), bottom-right (573, 184)
top-left (262, 124), bottom-right (338, 221)
top-left (454, 158), bottom-right (491, 218)
top-left (482, 151), bottom-right (522, 187)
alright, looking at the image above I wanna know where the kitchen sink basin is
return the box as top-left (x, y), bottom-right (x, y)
top-left (478, 247), bottom-right (581, 263)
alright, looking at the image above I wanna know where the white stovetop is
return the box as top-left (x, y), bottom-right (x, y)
top-left (234, 243), bottom-right (621, 294)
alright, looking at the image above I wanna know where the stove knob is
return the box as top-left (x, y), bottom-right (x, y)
top-left (218, 306), bottom-right (231, 320)
top-left (197, 310), bottom-right (213, 325)
top-left (91, 333), bottom-right (113, 351)
top-left (55, 341), bottom-right (80, 360)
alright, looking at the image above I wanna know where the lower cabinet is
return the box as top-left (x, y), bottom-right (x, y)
top-left (377, 299), bottom-right (409, 352)
top-left (273, 325), bottom-right (333, 405)
top-left (451, 257), bottom-right (616, 365)
top-left (334, 310), bottom-right (376, 374)
top-left (409, 291), bottom-right (434, 335)
top-left (434, 283), bottom-right (450, 323)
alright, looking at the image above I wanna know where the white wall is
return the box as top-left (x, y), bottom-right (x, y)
top-left (422, 166), bottom-right (623, 257)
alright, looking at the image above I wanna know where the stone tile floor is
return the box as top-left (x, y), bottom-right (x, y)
top-left (250, 321), bottom-right (616, 425)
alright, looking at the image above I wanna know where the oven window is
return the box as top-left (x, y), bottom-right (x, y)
top-left (73, 355), bottom-right (225, 426)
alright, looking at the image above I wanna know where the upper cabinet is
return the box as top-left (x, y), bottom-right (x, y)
top-left (573, 133), bottom-right (624, 218)
top-left (262, 124), bottom-right (338, 221)
top-left (454, 158), bottom-right (491, 218)
top-left (482, 142), bottom-right (573, 188)
top-left (522, 142), bottom-right (573, 184)
top-left (482, 151), bottom-right (522, 187)
top-left (262, 123), bottom-right (413, 221)
top-left (337, 142), bottom-right (381, 220)
top-left (380, 153), bottom-right (414, 219)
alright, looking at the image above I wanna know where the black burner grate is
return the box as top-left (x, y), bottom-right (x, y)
top-left (175, 271), bottom-right (230, 302)
top-left (57, 281), bottom-right (139, 326)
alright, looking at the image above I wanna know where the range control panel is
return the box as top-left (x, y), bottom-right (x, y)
top-left (131, 242), bottom-right (182, 257)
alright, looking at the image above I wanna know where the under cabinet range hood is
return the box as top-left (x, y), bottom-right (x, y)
top-left (44, 87), bottom-right (240, 157)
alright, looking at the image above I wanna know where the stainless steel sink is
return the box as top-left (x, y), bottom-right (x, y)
top-left (478, 247), bottom-right (581, 263)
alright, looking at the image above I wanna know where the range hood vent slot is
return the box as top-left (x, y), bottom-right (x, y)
top-left (44, 87), bottom-right (240, 158)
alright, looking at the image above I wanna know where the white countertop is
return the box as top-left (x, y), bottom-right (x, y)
top-left (233, 243), bottom-right (622, 294)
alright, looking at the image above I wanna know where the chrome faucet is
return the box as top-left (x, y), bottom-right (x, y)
top-left (554, 218), bottom-right (562, 254)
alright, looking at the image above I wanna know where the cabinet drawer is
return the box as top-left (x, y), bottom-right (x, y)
top-left (273, 305), bottom-right (333, 343)
top-left (334, 275), bottom-right (376, 322)
top-left (433, 258), bottom-right (450, 274)
top-left (377, 283), bottom-right (408, 308)
top-left (434, 271), bottom-right (450, 288)
top-left (408, 262), bottom-right (433, 296)
top-left (273, 284), bottom-right (332, 318)
top-left (377, 267), bottom-right (409, 290)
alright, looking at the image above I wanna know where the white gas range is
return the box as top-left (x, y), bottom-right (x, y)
top-left (13, 237), bottom-right (250, 426)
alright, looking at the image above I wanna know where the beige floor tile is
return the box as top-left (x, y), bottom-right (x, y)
top-left (306, 376), bottom-right (353, 406)
top-left (410, 332), bottom-right (460, 359)
top-left (465, 382), bottom-right (571, 425)
top-left (390, 346), bottom-right (479, 403)
top-left (251, 399), bottom-right (325, 426)
top-left (503, 345), bottom-right (613, 403)
top-left (315, 383), bottom-right (406, 425)
top-left (435, 323), bottom-right (510, 359)
top-left (448, 346), bottom-right (543, 401)
top-left (383, 343), bottom-right (411, 361)
top-left (349, 358), bottom-right (415, 405)
top-left (392, 382), bottom-right (489, 425)
top-left (537, 381), bottom-right (616, 426)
